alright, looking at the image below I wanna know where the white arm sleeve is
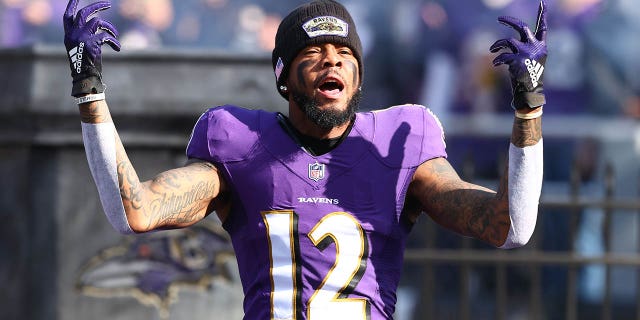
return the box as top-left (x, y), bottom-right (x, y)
top-left (499, 139), bottom-right (543, 249)
top-left (82, 122), bottom-right (134, 235)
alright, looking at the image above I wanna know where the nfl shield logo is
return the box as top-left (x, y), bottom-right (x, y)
top-left (308, 162), bottom-right (325, 182)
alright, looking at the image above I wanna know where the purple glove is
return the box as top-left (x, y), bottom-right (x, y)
top-left (63, 0), bottom-right (121, 97)
top-left (491, 0), bottom-right (547, 110)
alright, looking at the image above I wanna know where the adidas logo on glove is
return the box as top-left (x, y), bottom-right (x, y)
top-left (68, 42), bottom-right (85, 74)
top-left (525, 58), bottom-right (544, 88)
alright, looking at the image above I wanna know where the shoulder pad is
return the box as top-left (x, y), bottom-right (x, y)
top-left (186, 105), bottom-right (263, 163)
top-left (369, 104), bottom-right (447, 168)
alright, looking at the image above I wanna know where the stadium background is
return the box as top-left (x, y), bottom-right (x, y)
top-left (1, 0), bottom-right (640, 319)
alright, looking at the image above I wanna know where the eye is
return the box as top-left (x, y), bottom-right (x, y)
top-left (338, 48), bottom-right (353, 55)
top-left (304, 47), bottom-right (321, 55)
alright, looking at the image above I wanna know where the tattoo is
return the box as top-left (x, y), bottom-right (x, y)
top-left (511, 117), bottom-right (542, 147)
top-left (148, 180), bottom-right (217, 226)
top-left (147, 164), bottom-right (217, 229)
top-left (191, 161), bottom-right (219, 171)
top-left (495, 164), bottom-right (509, 202)
top-left (414, 158), bottom-right (510, 246)
top-left (117, 160), bottom-right (144, 210)
top-left (79, 102), bottom-right (111, 123)
top-left (145, 165), bottom-right (218, 228)
top-left (115, 137), bottom-right (220, 230)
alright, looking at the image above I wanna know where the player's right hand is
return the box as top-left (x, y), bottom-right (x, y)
top-left (63, 0), bottom-right (121, 97)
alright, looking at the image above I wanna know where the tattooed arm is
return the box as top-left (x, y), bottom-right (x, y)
top-left (80, 100), bottom-right (227, 233)
top-left (412, 0), bottom-right (548, 246)
top-left (407, 113), bottom-right (542, 247)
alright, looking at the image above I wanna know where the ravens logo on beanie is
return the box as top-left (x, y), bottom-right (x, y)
top-left (272, 0), bottom-right (363, 100)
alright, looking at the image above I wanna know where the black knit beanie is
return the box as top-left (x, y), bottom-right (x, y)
top-left (272, 0), bottom-right (363, 100)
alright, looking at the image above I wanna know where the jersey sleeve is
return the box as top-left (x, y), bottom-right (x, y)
top-left (371, 104), bottom-right (447, 168)
top-left (421, 107), bottom-right (447, 163)
top-left (185, 111), bottom-right (212, 161)
top-left (185, 105), bottom-right (261, 163)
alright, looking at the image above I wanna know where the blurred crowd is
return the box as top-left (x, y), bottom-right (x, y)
top-left (2, 0), bottom-right (640, 117)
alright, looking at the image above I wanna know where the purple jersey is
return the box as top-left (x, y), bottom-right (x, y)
top-left (186, 104), bottom-right (446, 320)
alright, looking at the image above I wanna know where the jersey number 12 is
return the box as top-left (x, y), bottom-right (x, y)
top-left (263, 211), bottom-right (370, 319)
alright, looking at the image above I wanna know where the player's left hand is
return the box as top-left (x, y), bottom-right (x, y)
top-left (491, 0), bottom-right (547, 110)
top-left (63, 0), bottom-right (121, 97)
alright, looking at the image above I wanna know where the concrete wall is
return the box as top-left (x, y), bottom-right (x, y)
top-left (0, 45), bottom-right (284, 320)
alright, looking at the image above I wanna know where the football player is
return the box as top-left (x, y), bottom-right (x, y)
top-left (64, 0), bottom-right (547, 318)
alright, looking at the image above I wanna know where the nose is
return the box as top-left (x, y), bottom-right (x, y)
top-left (322, 46), bottom-right (342, 69)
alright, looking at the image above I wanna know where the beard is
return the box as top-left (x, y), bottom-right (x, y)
top-left (291, 89), bottom-right (362, 130)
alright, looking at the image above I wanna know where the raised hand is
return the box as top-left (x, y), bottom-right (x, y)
top-left (491, 0), bottom-right (547, 110)
top-left (63, 0), bottom-right (121, 97)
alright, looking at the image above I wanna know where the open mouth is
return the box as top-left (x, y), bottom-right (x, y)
top-left (318, 76), bottom-right (345, 97)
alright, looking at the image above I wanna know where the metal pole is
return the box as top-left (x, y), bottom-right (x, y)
top-left (419, 220), bottom-right (436, 319)
top-left (496, 251), bottom-right (507, 320)
top-left (530, 206), bottom-right (542, 320)
top-left (602, 163), bottom-right (614, 320)
top-left (637, 170), bottom-right (640, 320)
top-left (460, 154), bottom-right (475, 320)
top-left (495, 152), bottom-right (507, 320)
top-left (566, 161), bottom-right (580, 320)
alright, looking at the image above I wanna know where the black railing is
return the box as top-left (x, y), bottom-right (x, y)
top-left (405, 163), bottom-right (640, 320)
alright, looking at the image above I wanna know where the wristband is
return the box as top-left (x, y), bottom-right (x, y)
top-left (75, 93), bottom-right (106, 105)
top-left (515, 107), bottom-right (543, 120)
